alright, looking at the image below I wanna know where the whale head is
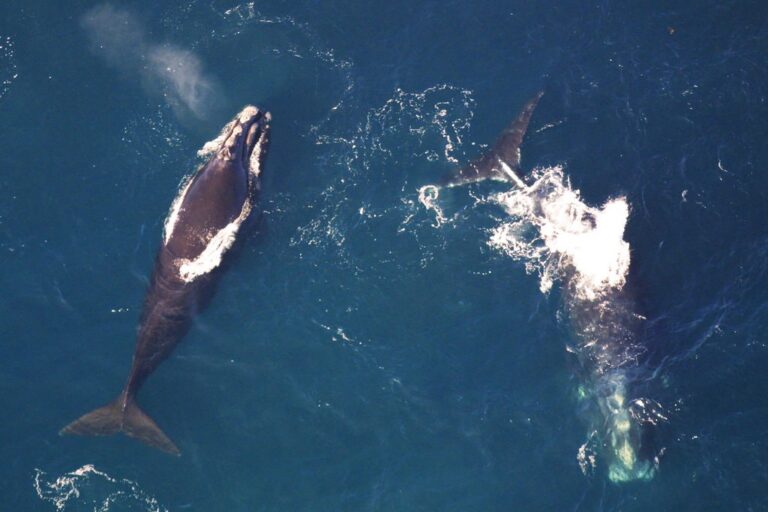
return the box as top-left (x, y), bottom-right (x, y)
top-left (199, 105), bottom-right (271, 177)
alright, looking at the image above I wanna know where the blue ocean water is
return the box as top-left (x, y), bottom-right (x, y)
top-left (2, 0), bottom-right (768, 509)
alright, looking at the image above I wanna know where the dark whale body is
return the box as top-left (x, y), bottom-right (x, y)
top-left (61, 106), bottom-right (271, 455)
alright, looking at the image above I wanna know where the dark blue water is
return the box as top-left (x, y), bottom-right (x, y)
top-left (2, 0), bottom-right (768, 509)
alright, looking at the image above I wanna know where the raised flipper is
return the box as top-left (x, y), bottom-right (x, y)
top-left (443, 90), bottom-right (544, 187)
top-left (60, 394), bottom-right (180, 455)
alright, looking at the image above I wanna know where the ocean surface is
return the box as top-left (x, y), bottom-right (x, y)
top-left (2, 0), bottom-right (768, 510)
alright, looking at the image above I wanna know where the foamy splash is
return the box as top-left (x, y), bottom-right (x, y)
top-left (34, 465), bottom-right (166, 512)
top-left (488, 165), bottom-right (630, 301)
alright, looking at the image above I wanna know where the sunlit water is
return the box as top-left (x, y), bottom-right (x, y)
top-left (2, 0), bottom-right (768, 510)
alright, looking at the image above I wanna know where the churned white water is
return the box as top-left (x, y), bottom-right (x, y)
top-left (488, 165), bottom-right (631, 301)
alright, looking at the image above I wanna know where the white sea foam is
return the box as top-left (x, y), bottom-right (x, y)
top-left (418, 185), bottom-right (449, 226)
top-left (365, 85), bottom-right (476, 166)
top-left (221, 2), bottom-right (300, 26)
top-left (294, 85), bottom-right (474, 265)
top-left (34, 465), bottom-right (166, 512)
top-left (577, 431), bottom-right (599, 476)
top-left (0, 35), bottom-right (18, 100)
top-left (488, 165), bottom-right (631, 301)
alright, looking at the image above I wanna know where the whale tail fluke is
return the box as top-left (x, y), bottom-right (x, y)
top-left (442, 90), bottom-right (544, 187)
top-left (60, 395), bottom-right (180, 456)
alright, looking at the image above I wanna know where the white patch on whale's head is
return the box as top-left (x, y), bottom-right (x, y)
top-left (197, 105), bottom-right (270, 168)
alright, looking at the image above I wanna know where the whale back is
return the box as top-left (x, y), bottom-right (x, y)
top-left (165, 157), bottom-right (249, 260)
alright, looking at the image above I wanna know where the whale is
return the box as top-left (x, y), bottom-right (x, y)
top-left (439, 92), bottom-right (659, 481)
top-left (60, 105), bottom-right (271, 455)
top-left (566, 272), bottom-right (658, 482)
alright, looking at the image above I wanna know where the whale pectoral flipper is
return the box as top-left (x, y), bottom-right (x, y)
top-left (60, 397), bottom-right (180, 456)
top-left (442, 90), bottom-right (544, 187)
top-left (495, 89), bottom-right (544, 169)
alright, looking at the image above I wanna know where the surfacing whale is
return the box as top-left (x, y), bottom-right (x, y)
top-left (440, 93), bottom-right (660, 481)
top-left (60, 106), bottom-right (271, 455)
